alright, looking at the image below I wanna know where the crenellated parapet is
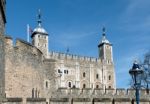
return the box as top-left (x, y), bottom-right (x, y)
top-left (4, 36), bottom-right (43, 59)
top-left (4, 88), bottom-right (150, 104)
top-left (48, 51), bottom-right (102, 63)
top-left (51, 88), bottom-right (150, 98)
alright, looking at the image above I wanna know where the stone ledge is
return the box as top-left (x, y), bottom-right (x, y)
top-left (114, 98), bottom-right (131, 102)
top-left (6, 98), bottom-right (22, 102)
top-left (50, 98), bottom-right (69, 102)
top-left (72, 98), bottom-right (91, 102)
top-left (140, 98), bottom-right (150, 102)
top-left (93, 98), bottom-right (112, 102)
top-left (26, 98), bottom-right (46, 102)
top-left (131, 98), bottom-right (150, 102)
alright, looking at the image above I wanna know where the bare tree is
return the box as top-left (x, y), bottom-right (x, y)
top-left (129, 51), bottom-right (150, 90)
top-left (142, 52), bottom-right (150, 89)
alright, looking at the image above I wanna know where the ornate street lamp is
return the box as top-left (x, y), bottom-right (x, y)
top-left (129, 61), bottom-right (144, 104)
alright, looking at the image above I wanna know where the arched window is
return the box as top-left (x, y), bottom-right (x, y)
top-left (96, 74), bottom-right (99, 79)
top-left (83, 84), bottom-right (86, 88)
top-left (68, 82), bottom-right (71, 87)
top-left (96, 85), bottom-right (99, 88)
top-left (83, 72), bottom-right (86, 77)
top-left (109, 75), bottom-right (111, 80)
top-left (46, 81), bottom-right (48, 88)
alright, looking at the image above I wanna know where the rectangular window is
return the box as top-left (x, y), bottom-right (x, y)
top-left (64, 70), bottom-right (68, 74)
top-left (58, 69), bottom-right (62, 73)
top-left (83, 72), bottom-right (86, 77)
top-left (109, 75), bottom-right (111, 80)
top-left (96, 74), bottom-right (99, 79)
top-left (46, 81), bottom-right (48, 88)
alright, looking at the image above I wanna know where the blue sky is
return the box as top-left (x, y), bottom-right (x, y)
top-left (6, 0), bottom-right (150, 88)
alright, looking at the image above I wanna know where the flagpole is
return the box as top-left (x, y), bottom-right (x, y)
top-left (27, 24), bottom-right (30, 42)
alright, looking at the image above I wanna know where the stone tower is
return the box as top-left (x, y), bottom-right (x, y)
top-left (98, 28), bottom-right (116, 89)
top-left (0, 0), bottom-right (6, 35)
top-left (31, 10), bottom-right (49, 57)
top-left (98, 28), bottom-right (113, 61)
top-left (0, 0), bottom-right (6, 100)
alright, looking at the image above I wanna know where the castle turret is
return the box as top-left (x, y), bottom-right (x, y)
top-left (98, 27), bottom-right (116, 89)
top-left (31, 10), bottom-right (49, 57)
top-left (98, 27), bottom-right (113, 62)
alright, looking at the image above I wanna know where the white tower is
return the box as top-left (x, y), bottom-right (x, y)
top-left (98, 27), bottom-right (116, 89)
top-left (31, 10), bottom-right (49, 57)
top-left (98, 27), bottom-right (113, 61)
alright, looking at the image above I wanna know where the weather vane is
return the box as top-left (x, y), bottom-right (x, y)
top-left (102, 27), bottom-right (106, 36)
top-left (37, 9), bottom-right (42, 26)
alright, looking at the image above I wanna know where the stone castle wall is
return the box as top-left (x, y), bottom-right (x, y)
top-left (4, 36), bottom-right (46, 98)
top-left (0, 0), bottom-right (6, 35)
top-left (2, 89), bottom-right (150, 104)
top-left (0, 35), bottom-right (5, 99)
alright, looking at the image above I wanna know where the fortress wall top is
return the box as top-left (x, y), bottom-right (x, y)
top-left (54, 88), bottom-right (150, 97)
top-left (48, 51), bottom-right (101, 63)
top-left (105, 88), bottom-right (116, 95)
top-left (116, 88), bottom-right (126, 96)
top-left (4, 97), bottom-right (150, 104)
top-left (4, 35), bottom-right (13, 46)
top-left (15, 39), bottom-right (43, 58)
top-left (127, 89), bottom-right (135, 96)
top-left (93, 88), bottom-right (105, 95)
top-left (4, 37), bottom-right (43, 58)
top-left (140, 89), bottom-right (149, 96)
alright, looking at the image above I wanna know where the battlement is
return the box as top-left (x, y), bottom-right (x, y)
top-left (3, 88), bottom-right (150, 104)
top-left (52, 88), bottom-right (150, 98)
top-left (4, 37), bottom-right (43, 58)
top-left (48, 51), bottom-right (102, 63)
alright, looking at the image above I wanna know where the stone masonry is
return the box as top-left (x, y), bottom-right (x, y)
top-left (1, 1), bottom-right (150, 104)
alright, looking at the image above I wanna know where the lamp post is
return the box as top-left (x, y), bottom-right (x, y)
top-left (129, 61), bottom-right (144, 104)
